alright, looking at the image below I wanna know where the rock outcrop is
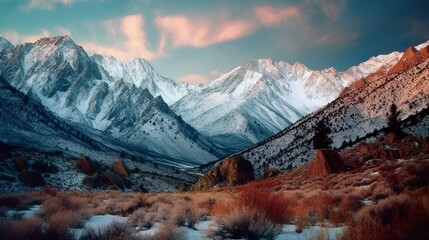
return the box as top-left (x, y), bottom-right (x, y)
top-left (76, 156), bottom-right (98, 175)
top-left (308, 149), bottom-right (346, 179)
top-left (112, 159), bottom-right (130, 177)
top-left (387, 46), bottom-right (428, 75)
top-left (191, 156), bottom-right (254, 191)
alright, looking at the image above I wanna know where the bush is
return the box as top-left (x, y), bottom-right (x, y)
top-left (237, 185), bottom-right (292, 224)
top-left (207, 208), bottom-right (281, 240)
top-left (209, 185), bottom-right (288, 239)
top-left (0, 217), bottom-right (75, 240)
top-left (80, 221), bottom-right (135, 240)
top-left (343, 193), bottom-right (429, 240)
top-left (141, 220), bottom-right (185, 240)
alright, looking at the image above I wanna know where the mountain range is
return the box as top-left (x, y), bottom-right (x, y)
top-left (0, 34), bottom-right (428, 173)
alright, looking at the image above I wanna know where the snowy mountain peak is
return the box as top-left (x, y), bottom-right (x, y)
top-left (416, 40), bottom-right (429, 50)
top-left (92, 54), bottom-right (188, 105)
top-left (246, 58), bottom-right (274, 72)
top-left (0, 36), bottom-right (13, 52)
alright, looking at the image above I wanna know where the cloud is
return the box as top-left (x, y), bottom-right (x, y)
top-left (313, 31), bottom-right (358, 46)
top-left (83, 14), bottom-right (161, 60)
top-left (308, 0), bottom-right (346, 21)
top-left (2, 30), bottom-right (19, 45)
top-left (22, 29), bottom-right (51, 43)
top-left (21, 0), bottom-right (74, 11)
top-left (155, 14), bottom-right (256, 48)
top-left (177, 73), bottom-right (209, 85)
top-left (177, 70), bottom-right (224, 85)
top-left (254, 6), bottom-right (300, 27)
top-left (1, 29), bottom-right (53, 44)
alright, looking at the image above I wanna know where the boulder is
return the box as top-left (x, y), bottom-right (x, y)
top-left (19, 170), bottom-right (46, 187)
top-left (191, 156), bottom-right (254, 191)
top-left (308, 149), bottom-right (346, 179)
top-left (14, 158), bottom-right (29, 172)
top-left (262, 168), bottom-right (280, 179)
top-left (76, 156), bottom-right (97, 175)
top-left (112, 159), bottom-right (130, 177)
top-left (102, 171), bottom-right (131, 190)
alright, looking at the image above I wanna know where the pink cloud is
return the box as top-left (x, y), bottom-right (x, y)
top-left (254, 6), bottom-right (300, 27)
top-left (22, 29), bottom-right (51, 43)
top-left (155, 15), bottom-right (256, 48)
top-left (83, 14), bottom-right (161, 60)
top-left (177, 73), bottom-right (209, 85)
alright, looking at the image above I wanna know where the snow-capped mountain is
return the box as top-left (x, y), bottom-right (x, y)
top-left (0, 75), bottom-right (113, 159)
top-left (238, 45), bottom-right (429, 175)
top-left (172, 50), bottom-right (403, 151)
top-left (91, 54), bottom-right (190, 105)
top-left (0, 36), bottom-right (221, 166)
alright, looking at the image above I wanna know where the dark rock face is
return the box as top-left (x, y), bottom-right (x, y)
top-left (112, 159), bottom-right (130, 177)
top-left (76, 156), bottom-right (97, 175)
top-left (191, 156), bottom-right (255, 191)
top-left (19, 170), bottom-right (46, 187)
top-left (308, 149), bottom-right (345, 179)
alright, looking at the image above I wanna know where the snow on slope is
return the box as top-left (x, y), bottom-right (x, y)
top-left (0, 36), bottom-right (220, 166)
top-left (0, 76), bottom-right (117, 161)
top-left (172, 42), bottom-right (429, 152)
top-left (240, 55), bottom-right (429, 175)
top-left (91, 54), bottom-right (190, 105)
top-left (173, 59), bottom-right (358, 151)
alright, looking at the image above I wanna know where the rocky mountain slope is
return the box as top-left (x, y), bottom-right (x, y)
top-left (172, 52), bottom-right (404, 151)
top-left (236, 45), bottom-right (429, 175)
top-left (0, 36), bottom-right (222, 166)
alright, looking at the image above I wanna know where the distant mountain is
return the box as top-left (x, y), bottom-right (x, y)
top-left (237, 44), bottom-right (429, 175)
top-left (0, 36), bottom-right (222, 166)
top-left (0, 75), bottom-right (113, 159)
top-left (172, 50), bottom-right (403, 151)
top-left (1, 34), bottom-right (427, 169)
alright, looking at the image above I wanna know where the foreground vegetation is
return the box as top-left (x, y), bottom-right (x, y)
top-left (1, 135), bottom-right (429, 239)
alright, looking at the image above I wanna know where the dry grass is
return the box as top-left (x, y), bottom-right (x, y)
top-left (342, 190), bottom-right (429, 240)
top-left (141, 220), bottom-right (185, 240)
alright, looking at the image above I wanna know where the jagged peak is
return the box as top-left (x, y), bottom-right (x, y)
top-left (416, 39), bottom-right (429, 50)
top-left (0, 36), bottom-right (14, 51)
top-left (35, 35), bottom-right (75, 46)
top-left (402, 46), bottom-right (420, 60)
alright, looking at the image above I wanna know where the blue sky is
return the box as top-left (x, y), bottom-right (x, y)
top-left (1, 0), bottom-right (428, 84)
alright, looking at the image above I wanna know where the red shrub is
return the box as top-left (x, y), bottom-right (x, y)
top-left (237, 185), bottom-right (292, 224)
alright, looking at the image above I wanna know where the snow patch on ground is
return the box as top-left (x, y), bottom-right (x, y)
top-left (6, 205), bottom-right (41, 219)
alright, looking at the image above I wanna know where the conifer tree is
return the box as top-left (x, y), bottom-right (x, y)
top-left (313, 119), bottom-right (332, 149)
top-left (387, 104), bottom-right (404, 138)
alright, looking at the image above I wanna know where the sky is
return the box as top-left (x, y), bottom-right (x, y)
top-left (0, 0), bottom-right (428, 85)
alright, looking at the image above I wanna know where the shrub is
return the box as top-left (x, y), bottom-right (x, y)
top-left (0, 217), bottom-right (75, 240)
top-left (207, 208), bottom-right (281, 240)
top-left (236, 185), bottom-right (292, 224)
top-left (172, 203), bottom-right (201, 228)
top-left (343, 193), bottom-right (429, 240)
top-left (80, 221), bottom-right (135, 240)
top-left (141, 220), bottom-right (185, 240)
